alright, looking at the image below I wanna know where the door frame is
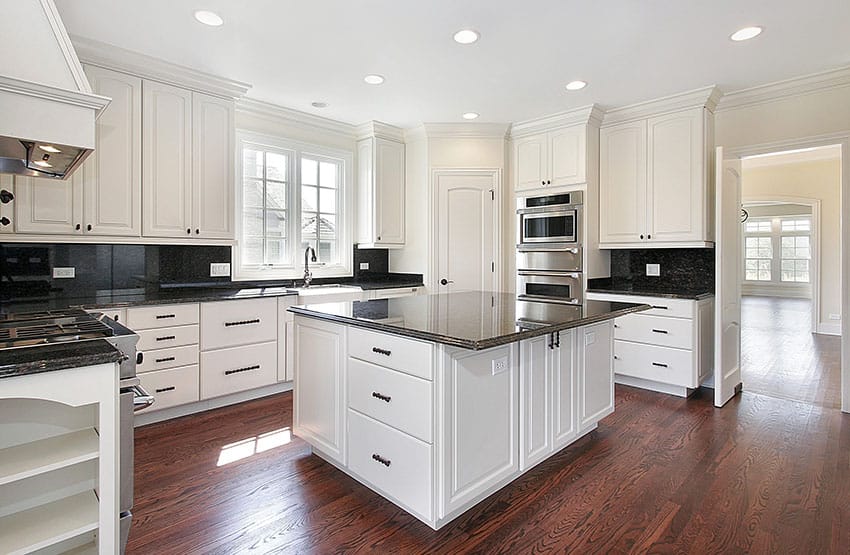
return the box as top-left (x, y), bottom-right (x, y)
top-left (724, 132), bottom-right (849, 413)
top-left (429, 168), bottom-right (503, 293)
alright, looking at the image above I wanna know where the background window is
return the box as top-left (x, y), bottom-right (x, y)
top-left (745, 236), bottom-right (772, 281)
top-left (742, 214), bottom-right (812, 285)
top-left (241, 147), bottom-right (291, 266)
top-left (300, 156), bottom-right (341, 265)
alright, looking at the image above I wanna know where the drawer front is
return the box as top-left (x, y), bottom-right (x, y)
top-left (137, 324), bottom-right (199, 351)
top-left (348, 327), bottom-right (433, 380)
top-left (138, 365), bottom-right (200, 411)
top-left (126, 303), bottom-right (199, 330)
top-left (348, 358), bottom-right (433, 443)
top-left (586, 293), bottom-right (694, 319)
top-left (200, 298), bottom-right (278, 350)
top-left (614, 340), bottom-right (695, 387)
top-left (138, 344), bottom-right (199, 373)
top-left (347, 410), bottom-right (432, 520)
top-left (614, 314), bottom-right (693, 350)
top-left (371, 287), bottom-right (424, 300)
top-left (200, 341), bottom-right (277, 399)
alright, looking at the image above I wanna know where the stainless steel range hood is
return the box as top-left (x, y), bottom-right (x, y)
top-left (0, 0), bottom-right (110, 180)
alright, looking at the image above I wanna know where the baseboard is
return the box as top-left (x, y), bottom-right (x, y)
top-left (816, 322), bottom-right (841, 336)
top-left (741, 286), bottom-right (811, 299)
top-left (615, 374), bottom-right (695, 397)
top-left (135, 381), bottom-right (293, 426)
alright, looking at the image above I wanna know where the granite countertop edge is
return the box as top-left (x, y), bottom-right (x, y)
top-left (289, 303), bottom-right (651, 350)
top-left (586, 287), bottom-right (715, 301)
top-left (0, 340), bottom-right (124, 380)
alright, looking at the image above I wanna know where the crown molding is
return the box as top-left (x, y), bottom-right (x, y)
top-left (741, 144), bottom-right (841, 169)
top-left (236, 97), bottom-right (357, 138)
top-left (601, 86), bottom-right (722, 127)
top-left (355, 121), bottom-right (405, 142)
top-left (717, 65), bottom-right (850, 112)
top-left (419, 122), bottom-right (510, 139)
top-left (509, 104), bottom-right (604, 138)
top-left (71, 36), bottom-right (251, 99)
top-left (0, 74), bottom-right (110, 112)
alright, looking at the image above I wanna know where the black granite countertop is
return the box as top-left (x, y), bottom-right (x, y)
top-left (0, 339), bottom-right (123, 379)
top-left (586, 279), bottom-right (714, 301)
top-left (289, 292), bottom-right (650, 350)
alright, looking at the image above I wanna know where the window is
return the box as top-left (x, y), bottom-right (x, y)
top-left (742, 214), bottom-right (812, 286)
top-left (235, 133), bottom-right (352, 280)
top-left (745, 236), bottom-right (772, 281)
top-left (745, 220), bottom-right (771, 233)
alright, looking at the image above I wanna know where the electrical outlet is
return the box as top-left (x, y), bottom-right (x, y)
top-left (52, 267), bottom-right (75, 279)
top-left (210, 262), bottom-right (231, 277)
top-left (829, 313), bottom-right (841, 321)
top-left (359, 262), bottom-right (370, 270)
top-left (646, 263), bottom-right (660, 277)
top-left (492, 356), bottom-right (509, 375)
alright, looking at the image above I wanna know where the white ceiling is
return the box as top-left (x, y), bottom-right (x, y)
top-left (54, 0), bottom-right (850, 128)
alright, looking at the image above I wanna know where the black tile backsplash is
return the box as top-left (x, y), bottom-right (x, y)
top-left (609, 248), bottom-right (715, 291)
top-left (353, 245), bottom-right (389, 276)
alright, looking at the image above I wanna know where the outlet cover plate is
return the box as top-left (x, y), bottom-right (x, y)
top-left (359, 262), bottom-right (370, 270)
top-left (210, 262), bottom-right (231, 277)
top-left (646, 263), bottom-right (661, 277)
top-left (492, 356), bottom-right (509, 375)
top-left (52, 267), bottom-right (75, 279)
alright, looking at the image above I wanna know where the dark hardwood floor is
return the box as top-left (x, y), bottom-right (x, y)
top-left (129, 384), bottom-right (850, 554)
top-left (741, 296), bottom-right (841, 408)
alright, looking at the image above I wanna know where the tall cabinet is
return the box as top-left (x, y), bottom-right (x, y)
top-left (356, 122), bottom-right (405, 248)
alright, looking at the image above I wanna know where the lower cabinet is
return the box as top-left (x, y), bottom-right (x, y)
top-left (578, 322), bottom-right (615, 430)
top-left (199, 341), bottom-right (277, 399)
top-left (137, 365), bottom-right (200, 411)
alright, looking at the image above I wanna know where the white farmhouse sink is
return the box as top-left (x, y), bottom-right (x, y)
top-left (292, 284), bottom-right (363, 297)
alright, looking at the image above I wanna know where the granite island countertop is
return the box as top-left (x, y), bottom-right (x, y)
top-left (289, 291), bottom-right (650, 350)
top-left (0, 340), bottom-right (123, 379)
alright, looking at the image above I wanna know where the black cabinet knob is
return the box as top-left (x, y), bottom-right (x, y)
top-left (377, 235), bottom-right (381, 241)
top-left (76, 223), bottom-right (81, 231)
top-left (0, 217), bottom-right (9, 226)
top-left (195, 228), bottom-right (199, 234)
top-left (547, 180), bottom-right (551, 185)
top-left (640, 234), bottom-right (644, 240)
top-left (87, 224), bottom-right (92, 231)
top-left (647, 234), bottom-right (651, 239)
top-left (541, 180), bottom-right (546, 185)
top-left (0, 189), bottom-right (14, 204)
top-left (187, 228), bottom-right (191, 234)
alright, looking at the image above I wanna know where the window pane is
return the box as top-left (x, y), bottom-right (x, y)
top-left (319, 214), bottom-right (336, 239)
top-left (746, 237), bottom-right (759, 248)
top-left (319, 188), bottom-right (337, 214)
top-left (267, 152), bottom-right (288, 181)
top-left (243, 179), bottom-right (263, 208)
top-left (318, 240), bottom-right (336, 262)
top-left (265, 239), bottom-right (287, 265)
top-left (266, 181), bottom-right (286, 210)
top-left (301, 212), bottom-right (318, 239)
top-left (320, 162), bottom-right (337, 188)
top-left (243, 149), bottom-right (263, 179)
top-left (796, 236), bottom-right (809, 248)
top-left (265, 210), bottom-right (286, 238)
top-left (745, 260), bottom-right (757, 270)
top-left (241, 235), bottom-right (263, 265)
top-left (302, 158), bottom-right (318, 185)
top-left (302, 186), bottom-right (318, 212)
top-left (242, 208), bottom-right (263, 236)
top-left (746, 270), bottom-right (758, 280)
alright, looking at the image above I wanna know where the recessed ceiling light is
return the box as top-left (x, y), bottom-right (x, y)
top-left (194, 10), bottom-right (224, 27)
top-left (38, 145), bottom-right (61, 153)
top-left (565, 80), bottom-right (587, 91)
top-left (462, 112), bottom-right (480, 120)
top-left (364, 74), bottom-right (385, 85)
top-left (311, 102), bottom-right (328, 108)
top-left (730, 26), bottom-right (763, 41)
top-left (453, 29), bottom-right (480, 45)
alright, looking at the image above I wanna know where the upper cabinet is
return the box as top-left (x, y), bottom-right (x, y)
top-left (598, 87), bottom-right (720, 248)
top-left (512, 124), bottom-right (588, 192)
top-left (192, 93), bottom-right (235, 239)
top-left (357, 124), bottom-right (405, 248)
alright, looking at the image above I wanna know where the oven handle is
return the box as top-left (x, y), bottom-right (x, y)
top-left (516, 206), bottom-right (581, 216)
top-left (517, 270), bottom-right (581, 278)
top-left (128, 384), bottom-right (155, 412)
top-left (517, 294), bottom-right (582, 306)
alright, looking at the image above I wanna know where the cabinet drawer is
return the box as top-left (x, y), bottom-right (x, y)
top-left (349, 358), bottom-right (432, 443)
top-left (126, 303), bottom-right (199, 330)
top-left (347, 410), bottom-right (432, 520)
top-left (348, 327), bottom-right (433, 380)
top-left (200, 298), bottom-right (278, 350)
top-left (614, 340), bottom-right (695, 388)
top-left (136, 324), bottom-right (199, 351)
top-left (138, 365), bottom-right (199, 411)
top-left (614, 314), bottom-right (693, 350)
top-left (200, 341), bottom-right (277, 399)
top-left (138, 344), bottom-right (199, 373)
top-left (586, 293), bottom-right (694, 319)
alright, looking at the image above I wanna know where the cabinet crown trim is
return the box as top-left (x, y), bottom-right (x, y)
top-left (408, 122), bottom-right (511, 140)
top-left (71, 36), bottom-right (251, 99)
top-left (355, 121), bottom-right (405, 142)
top-left (717, 64), bottom-right (850, 112)
top-left (237, 98), bottom-right (357, 139)
top-left (601, 86), bottom-right (722, 127)
top-left (509, 104), bottom-right (603, 138)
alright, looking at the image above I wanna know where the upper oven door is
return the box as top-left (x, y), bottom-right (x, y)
top-left (517, 208), bottom-right (578, 248)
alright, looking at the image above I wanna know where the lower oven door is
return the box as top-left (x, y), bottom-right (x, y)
top-left (517, 271), bottom-right (583, 306)
top-left (516, 248), bottom-right (581, 272)
top-left (516, 298), bottom-right (583, 327)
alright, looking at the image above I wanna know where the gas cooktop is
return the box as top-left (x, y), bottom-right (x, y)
top-left (0, 308), bottom-right (118, 350)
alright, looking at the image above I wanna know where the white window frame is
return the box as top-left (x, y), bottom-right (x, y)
top-left (742, 214), bottom-right (813, 296)
top-left (234, 131), bottom-right (354, 281)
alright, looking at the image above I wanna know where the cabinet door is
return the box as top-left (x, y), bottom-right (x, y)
top-left (519, 335), bottom-right (551, 471)
top-left (192, 93), bottom-right (234, 239)
top-left (647, 108), bottom-right (705, 242)
top-left (513, 134), bottom-right (548, 192)
top-left (81, 65), bottom-right (142, 237)
top-left (599, 121), bottom-right (647, 244)
top-left (549, 126), bottom-right (586, 187)
top-left (14, 175), bottom-right (82, 234)
top-left (142, 81), bottom-right (193, 238)
top-left (579, 322), bottom-right (614, 431)
top-left (0, 175), bottom-right (13, 234)
top-left (552, 329), bottom-right (578, 449)
top-left (374, 138), bottom-right (405, 245)
top-left (293, 317), bottom-right (346, 464)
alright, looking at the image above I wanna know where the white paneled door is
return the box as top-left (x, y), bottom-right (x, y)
top-left (714, 147), bottom-right (743, 407)
top-left (435, 170), bottom-right (500, 293)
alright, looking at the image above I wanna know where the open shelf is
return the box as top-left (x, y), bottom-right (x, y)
top-left (0, 490), bottom-right (99, 555)
top-left (0, 428), bottom-right (99, 487)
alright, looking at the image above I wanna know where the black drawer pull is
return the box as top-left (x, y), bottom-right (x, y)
top-left (651, 306), bottom-right (668, 310)
top-left (155, 314), bottom-right (176, 319)
top-left (372, 392), bottom-right (392, 403)
top-left (224, 318), bottom-right (261, 327)
top-left (156, 335), bottom-right (176, 341)
top-left (652, 362), bottom-right (668, 368)
top-left (225, 364), bottom-right (261, 376)
top-left (155, 356), bottom-right (176, 363)
top-left (371, 453), bottom-right (391, 467)
top-left (155, 386), bottom-right (176, 393)
top-left (372, 347), bottom-right (392, 356)
top-left (651, 329), bottom-right (669, 334)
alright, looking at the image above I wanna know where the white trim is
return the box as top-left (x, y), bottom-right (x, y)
top-left (237, 97), bottom-right (356, 139)
top-left (601, 86), bottom-right (722, 126)
top-left (599, 241), bottom-right (715, 249)
top-left (71, 36), bottom-right (251, 99)
top-left (817, 322), bottom-right (841, 336)
top-left (40, 0), bottom-right (91, 94)
top-left (354, 121), bottom-right (405, 142)
top-left (0, 234), bottom-right (235, 246)
top-left (0, 75), bottom-right (110, 113)
top-left (717, 65), bottom-right (850, 112)
top-left (419, 123), bottom-right (511, 139)
top-left (741, 284), bottom-right (812, 298)
top-left (509, 104), bottom-right (604, 138)
top-left (742, 145), bottom-right (841, 168)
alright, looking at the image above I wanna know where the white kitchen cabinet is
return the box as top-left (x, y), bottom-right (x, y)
top-left (14, 175), bottom-right (83, 234)
top-left (357, 137), bottom-right (405, 247)
top-left (278, 296), bottom-right (296, 383)
top-left (200, 341), bottom-right (277, 399)
top-left (552, 329), bottom-right (578, 449)
top-left (513, 134), bottom-right (547, 191)
top-left (512, 124), bottom-right (588, 192)
top-left (369, 286), bottom-right (425, 299)
top-left (599, 107), bottom-right (713, 247)
top-left (192, 93), bottom-right (234, 239)
top-left (293, 317), bottom-right (347, 464)
top-left (579, 322), bottom-right (614, 431)
top-left (200, 298), bottom-right (277, 351)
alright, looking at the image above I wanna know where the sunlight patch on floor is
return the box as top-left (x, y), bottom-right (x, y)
top-left (217, 427), bottom-right (292, 466)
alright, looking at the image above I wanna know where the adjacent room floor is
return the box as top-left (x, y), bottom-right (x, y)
top-left (741, 295), bottom-right (841, 408)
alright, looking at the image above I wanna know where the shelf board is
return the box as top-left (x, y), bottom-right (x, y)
top-left (0, 490), bottom-right (99, 555)
top-left (0, 428), bottom-right (99, 487)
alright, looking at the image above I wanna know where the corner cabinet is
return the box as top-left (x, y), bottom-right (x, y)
top-left (512, 124), bottom-right (589, 193)
top-left (599, 106), bottom-right (714, 248)
top-left (357, 136), bottom-right (405, 248)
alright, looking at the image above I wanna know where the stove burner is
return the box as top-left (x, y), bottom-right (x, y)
top-left (0, 309), bottom-right (117, 350)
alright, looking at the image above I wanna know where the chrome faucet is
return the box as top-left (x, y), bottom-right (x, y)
top-left (303, 246), bottom-right (317, 287)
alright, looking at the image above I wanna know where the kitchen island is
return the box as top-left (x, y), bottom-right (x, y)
top-left (290, 291), bottom-right (649, 529)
